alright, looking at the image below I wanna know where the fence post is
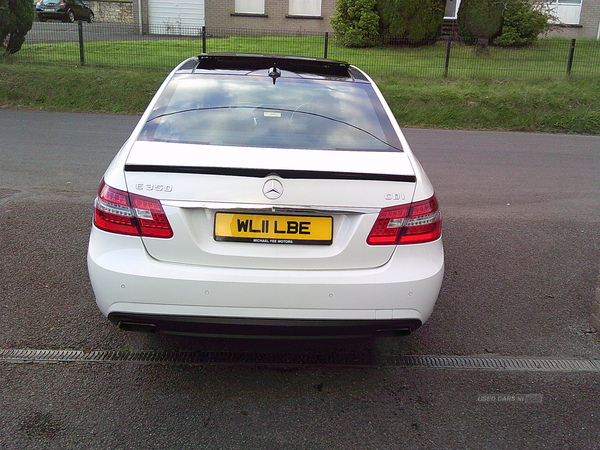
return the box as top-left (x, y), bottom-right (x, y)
top-left (566, 38), bottom-right (576, 75)
top-left (324, 32), bottom-right (329, 59)
top-left (444, 37), bottom-right (452, 78)
top-left (202, 26), bottom-right (207, 54)
top-left (78, 21), bottom-right (85, 66)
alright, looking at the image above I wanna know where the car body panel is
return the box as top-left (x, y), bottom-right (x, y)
top-left (123, 141), bottom-right (418, 270)
top-left (88, 226), bottom-right (444, 321)
top-left (124, 141), bottom-right (416, 179)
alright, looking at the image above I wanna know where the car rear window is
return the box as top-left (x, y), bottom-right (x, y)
top-left (138, 74), bottom-right (403, 152)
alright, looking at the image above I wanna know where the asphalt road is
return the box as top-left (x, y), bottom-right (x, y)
top-left (1, 109), bottom-right (599, 448)
top-left (25, 22), bottom-right (198, 45)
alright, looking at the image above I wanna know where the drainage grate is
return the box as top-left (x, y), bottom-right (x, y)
top-left (389, 355), bottom-right (600, 372)
top-left (1, 349), bottom-right (600, 372)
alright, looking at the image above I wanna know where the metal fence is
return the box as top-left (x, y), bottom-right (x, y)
top-left (10, 22), bottom-right (600, 78)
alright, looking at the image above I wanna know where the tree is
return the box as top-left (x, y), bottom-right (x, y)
top-left (0, 0), bottom-right (34, 56)
top-left (494, 0), bottom-right (550, 47)
top-left (377, 0), bottom-right (446, 45)
top-left (457, 0), bottom-right (504, 45)
top-left (331, 0), bottom-right (381, 48)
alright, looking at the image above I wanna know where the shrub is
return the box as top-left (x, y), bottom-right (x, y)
top-left (377, 0), bottom-right (446, 45)
top-left (457, 0), bottom-right (504, 44)
top-left (0, 0), bottom-right (34, 56)
top-left (331, 0), bottom-right (381, 47)
top-left (494, 0), bottom-right (550, 47)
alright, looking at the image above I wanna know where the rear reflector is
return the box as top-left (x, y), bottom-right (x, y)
top-left (367, 196), bottom-right (441, 245)
top-left (94, 180), bottom-right (173, 238)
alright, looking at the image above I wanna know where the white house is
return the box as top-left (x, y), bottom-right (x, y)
top-left (444, 0), bottom-right (600, 39)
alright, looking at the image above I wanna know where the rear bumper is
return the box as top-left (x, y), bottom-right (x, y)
top-left (108, 313), bottom-right (421, 338)
top-left (36, 11), bottom-right (67, 18)
top-left (88, 226), bottom-right (444, 336)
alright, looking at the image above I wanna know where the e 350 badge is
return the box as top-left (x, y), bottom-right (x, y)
top-left (135, 183), bottom-right (173, 192)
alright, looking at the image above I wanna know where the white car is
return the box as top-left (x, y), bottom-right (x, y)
top-left (87, 53), bottom-right (444, 338)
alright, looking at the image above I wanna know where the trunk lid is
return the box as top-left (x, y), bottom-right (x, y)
top-left (124, 141), bottom-right (417, 270)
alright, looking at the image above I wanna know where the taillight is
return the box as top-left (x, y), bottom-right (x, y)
top-left (367, 196), bottom-right (441, 246)
top-left (94, 180), bottom-right (173, 238)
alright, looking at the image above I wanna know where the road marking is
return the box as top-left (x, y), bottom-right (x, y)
top-left (1, 349), bottom-right (599, 372)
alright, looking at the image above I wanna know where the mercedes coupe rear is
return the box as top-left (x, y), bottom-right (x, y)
top-left (87, 53), bottom-right (444, 338)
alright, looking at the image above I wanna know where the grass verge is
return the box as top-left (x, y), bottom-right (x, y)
top-left (378, 76), bottom-right (600, 134)
top-left (0, 63), bottom-right (167, 114)
top-left (1, 60), bottom-right (599, 134)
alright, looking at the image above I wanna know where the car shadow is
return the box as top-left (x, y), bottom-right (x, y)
top-left (138, 331), bottom-right (422, 367)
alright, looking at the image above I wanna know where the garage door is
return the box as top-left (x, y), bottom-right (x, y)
top-left (148, 0), bottom-right (205, 35)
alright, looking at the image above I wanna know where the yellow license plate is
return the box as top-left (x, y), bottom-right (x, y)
top-left (215, 213), bottom-right (333, 245)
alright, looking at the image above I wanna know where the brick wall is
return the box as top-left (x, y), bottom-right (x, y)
top-left (546, 0), bottom-right (600, 39)
top-left (205, 0), bottom-right (335, 34)
top-left (87, 1), bottom-right (133, 24)
top-left (579, 0), bottom-right (600, 38)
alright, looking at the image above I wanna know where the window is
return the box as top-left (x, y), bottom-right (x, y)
top-left (444, 0), bottom-right (461, 20)
top-left (289, 0), bottom-right (322, 16)
top-left (547, 0), bottom-right (582, 25)
top-left (235, 0), bottom-right (264, 14)
top-left (140, 76), bottom-right (401, 152)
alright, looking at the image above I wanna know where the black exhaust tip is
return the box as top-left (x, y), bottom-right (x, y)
top-left (118, 322), bottom-right (158, 334)
top-left (376, 328), bottom-right (412, 337)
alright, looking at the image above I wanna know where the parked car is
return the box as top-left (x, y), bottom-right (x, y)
top-left (87, 53), bottom-right (444, 338)
top-left (36, 0), bottom-right (94, 23)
